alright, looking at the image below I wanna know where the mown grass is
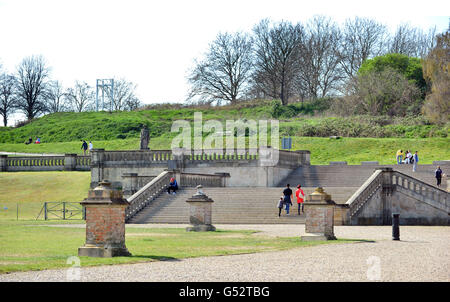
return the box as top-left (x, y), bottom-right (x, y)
top-left (0, 172), bottom-right (91, 220)
top-left (0, 220), bottom-right (358, 274)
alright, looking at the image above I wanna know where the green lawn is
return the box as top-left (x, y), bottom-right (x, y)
top-left (0, 171), bottom-right (91, 220)
top-left (0, 221), bottom-right (359, 274)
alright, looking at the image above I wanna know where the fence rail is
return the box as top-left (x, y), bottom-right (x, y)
top-left (36, 202), bottom-right (85, 220)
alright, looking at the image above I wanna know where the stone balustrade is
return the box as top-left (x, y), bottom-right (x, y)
top-left (278, 150), bottom-right (310, 167)
top-left (180, 172), bottom-right (229, 187)
top-left (345, 167), bottom-right (449, 225)
top-left (0, 154), bottom-right (90, 172)
top-left (125, 171), bottom-right (173, 222)
top-left (346, 169), bottom-right (384, 219)
top-left (182, 148), bottom-right (259, 162)
top-left (124, 170), bottom-right (231, 221)
top-left (100, 150), bottom-right (173, 162)
top-left (392, 171), bottom-right (449, 213)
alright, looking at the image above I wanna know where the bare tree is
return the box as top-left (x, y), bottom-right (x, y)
top-left (112, 78), bottom-right (139, 111)
top-left (295, 16), bottom-right (343, 99)
top-left (337, 17), bottom-right (387, 80)
top-left (124, 95), bottom-right (143, 111)
top-left (252, 19), bottom-right (304, 105)
top-left (15, 55), bottom-right (50, 120)
top-left (188, 31), bottom-right (253, 104)
top-left (45, 80), bottom-right (68, 113)
top-left (0, 73), bottom-right (18, 126)
top-left (66, 81), bottom-right (94, 112)
top-left (389, 23), bottom-right (436, 58)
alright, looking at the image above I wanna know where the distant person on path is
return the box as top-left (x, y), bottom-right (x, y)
top-left (396, 149), bottom-right (403, 164)
top-left (88, 141), bottom-right (93, 154)
top-left (282, 184), bottom-right (293, 215)
top-left (167, 177), bottom-right (178, 195)
top-left (295, 184), bottom-right (305, 215)
top-left (277, 196), bottom-right (284, 217)
top-left (412, 151), bottom-right (419, 172)
top-left (81, 140), bottom-right (88, 155)
top-left (435, 166), bottom-right (443, 187)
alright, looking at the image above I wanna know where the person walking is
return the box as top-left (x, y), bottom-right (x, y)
top-left (282, 184), bottom-right (293, 215)
top-left (81, 140), bottom-right (88, 156)
top-left (277, 197), bottom-right (284, 217)
top-left (295, 184), bottom-right (305, 215)
top-left (412, 151), bottom-right (419, 172)
top-left (88, 141), bottom-right (93, 154)
top-left (396, 149), bottom-right (403, 164)
top-left (435, 166), bottom-right (443, 187)
top-left (167, 177), bottom-right (178, 195)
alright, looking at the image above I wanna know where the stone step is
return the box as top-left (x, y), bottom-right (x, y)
top-left (128, 186), bottom-right (354, 224)
top-left (280, 165), bottom-right (444, 189)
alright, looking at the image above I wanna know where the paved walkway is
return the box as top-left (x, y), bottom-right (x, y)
top-left (1, 225), bottom-right (449, 282)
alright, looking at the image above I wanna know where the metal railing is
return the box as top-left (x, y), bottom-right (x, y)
top-left (36, 201), bottom-right (85, 220)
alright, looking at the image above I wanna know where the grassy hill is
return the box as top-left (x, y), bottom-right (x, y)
top-left (0, 100), bottom-right (448, 164)
top-left (1, 100), bottom-right (448, 144)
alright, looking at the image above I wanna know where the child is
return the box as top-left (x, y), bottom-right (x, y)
top-left (277, 197), bottom-right (284, 217)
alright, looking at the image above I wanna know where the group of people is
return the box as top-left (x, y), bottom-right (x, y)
top-left (396, 149), bottom-right (419, 172)
top-left (24, 137), bottom-right (41, 145)
top-left (81, 140), bottom-right (93, 155)
top-left (277, 184), bottom-right (304, 217)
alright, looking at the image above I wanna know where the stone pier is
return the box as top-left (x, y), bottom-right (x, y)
top-left (186, 185), bottom-right (216, 232)
top-left (78, 180), bottom-right (131, 257)
top-left (301, 187), bottom-right (336, 241)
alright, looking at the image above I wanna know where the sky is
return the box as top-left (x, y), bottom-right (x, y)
top-left (0, 0), bottom-right (448, 123)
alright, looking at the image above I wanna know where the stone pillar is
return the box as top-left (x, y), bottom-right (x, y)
top-left (301, 187), bottom-right (336, 241)
top-left (380, 167), bottom-right (395, 225)
top-left (122, 173), bottom-right (139, 198)
top-left (214, 172), bottom-right (230, 187)
top-left (170, 147), bottom-right (185, 171)
top-left (259, 146), bottom-right (276, 167)
top-left (0, 155), bottom-right (7, 172)
top-left (186, 185), bottom-right (215, 232)
top-left (90, 149), bottom-right (105, 188)
top-left (78, 180), bottom-right (131, 257)
top-left (64, 154), bottom-right (77, 171)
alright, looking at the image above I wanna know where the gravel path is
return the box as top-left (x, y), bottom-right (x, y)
top-left (1, 225), bottom-right (449, 282)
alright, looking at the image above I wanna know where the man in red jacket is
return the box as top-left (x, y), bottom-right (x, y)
top-left (296, 184), bottom-right (305, 215)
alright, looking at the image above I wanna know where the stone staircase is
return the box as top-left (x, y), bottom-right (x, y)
top-left (127, 187), bottom-right (358, 224)
top-left (279, 165), bottom-right (445, 189)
